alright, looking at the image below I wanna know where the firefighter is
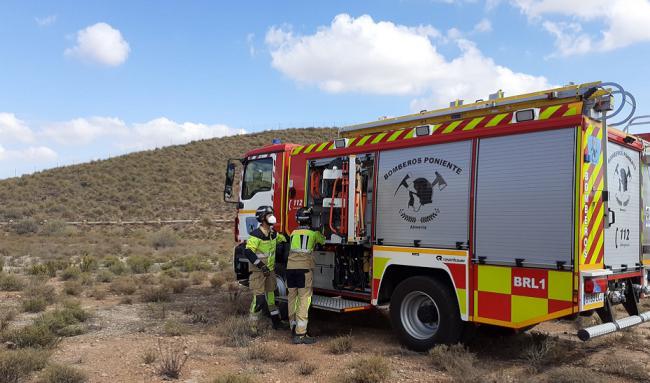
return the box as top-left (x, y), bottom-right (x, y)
top-left (244, 205), bottom-right (288, 330)
top-left (287, 207), bottom-right (326, 344)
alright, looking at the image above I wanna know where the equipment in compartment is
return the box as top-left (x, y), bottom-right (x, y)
top-left (307, 154), bottom-right (375, 244)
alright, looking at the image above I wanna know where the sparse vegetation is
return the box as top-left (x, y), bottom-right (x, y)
top-left (0, 348), bottom-right (50, 383)
top-left (163, 320), bottom-right (188, 336)
top-left (142, 348), bottom-right (157, 364)
top-left (335, 356), bottom-right (391, 383)
top-left (0, 272), bottom-right (25, 291)
top-left (328, 334), bottom-right (353, 354)
top-left (12, 218), bottom-right (39, 235)
top-left (59, 266), bottom-right (81, 281)
top-left (142, 286), bottom-right (171, 303)
top-left (127, 255), bottom-right (153, 274)
top-left (38, 364), bottom-right (88, 383)
top-left (211, 373), bottom-right (255, 383)
top-left (157, 339), bottom-right (189, 379)
top-left (297, 361), bottom-right (316, 376)
top-left (600, 355), bottom-right (649, 381)
top-left (542, 366), bottom-right (608, 383)
top-left (245, 343), bottom-right (296, 363)
top-left (217, 316), bottom-right (263, 347)
top-left (151, 228), bottom-right (179, 249)
top-left (63, 280), bottom-right (83, 296)
top-left (429, 344), bottom-right (482, 383)
top-left (110, 276), bottom-right (137, 295)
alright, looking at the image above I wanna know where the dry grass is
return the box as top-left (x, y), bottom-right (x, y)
top-left (296, 361), bottom-right (316, 376)
top-left (600, 355), bottom-right (650, 381)
top-left (141, 286), bottom-right (171, 303)
top-left (63, 280), bottom-right (83, 296)
top-left (216, 316), bottom-right (264, 347)
top-left (335, 356), bottom-right (391, 383)
top-left (541, 366), bottom-right (608, 383)
top-left (142, 348), bottom-right (157, 365)
top-left (110, 276), bottom-right (137, 295)
top-left (0, 348), bottom-right (50, 383)
top-left (38, 364), bottom-right (88, 383)
top-left (156, 339), bottom-right (189, 379)
top-left (0, 272), bottom-right (25, 291)
top-left (245, 343), bottom-right (296, 363)
top-left (211, 374), bottom-right (255, 383)
top-left (429, 344), bottom-right (482, 383)
top-left (163, 320), bottom-right (188, 337)
top-left (328, 334), bottom-right (353, 354)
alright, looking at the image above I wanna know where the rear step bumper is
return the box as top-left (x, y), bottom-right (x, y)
top-left (277, 294), bottom-right (372, 313)
top-left (578, 311), bottom-right (650, 340)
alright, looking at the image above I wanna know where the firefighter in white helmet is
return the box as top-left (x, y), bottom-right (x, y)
top-left (287, 207), bottom-right (326, 344)
top-left (244, 206), bottom-right (288, 330)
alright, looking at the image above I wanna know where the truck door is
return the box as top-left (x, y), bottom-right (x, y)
top-left (642, 146), bottom-right (650, 264)
top-left (604, 141), bottom-right (641, 271)
top-left (237, 154), bottom-right (276, 241)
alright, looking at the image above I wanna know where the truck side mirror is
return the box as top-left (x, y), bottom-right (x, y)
top-left (224, 160), bottom-right (240, 203)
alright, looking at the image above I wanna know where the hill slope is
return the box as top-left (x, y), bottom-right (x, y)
top-left (0, 128), bottom-right (338, 221)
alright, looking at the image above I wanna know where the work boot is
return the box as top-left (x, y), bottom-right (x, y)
top-left (271, 315), bottom-right (289, 330)
top-left (292, 334), bottom-right (317, 345)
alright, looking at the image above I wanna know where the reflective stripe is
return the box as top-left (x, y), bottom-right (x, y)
top-left (442, 120), bottom-right (462, 134)
top-left (297, 320), bottom-right (308, 327)
top-left (303, 143), bottom-right (317, 154)
top-left (485, 113), bottom-right (509, 127)
top-left (315, 142), bottom-right (329, 152)
top-left (292, 146), bottom-right (303, 155)
top-left (356, 134), bottom-right (373, 146)
top-left (540, 105), bottom-right (561, 120)
top-left (386, 130), bottom-right (403, 142)
top-left (270, 310), bottom-right (280, 316)
top-left (253, 259), bottom-right (261, 265)
top-left (371, 132), bottom-right (388, 144)
top-left (463, 117), bottom-right (485, 131)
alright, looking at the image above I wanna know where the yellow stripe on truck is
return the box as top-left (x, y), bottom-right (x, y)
top-left (540, 105), bottom-right (561, 120)
top-left (485, 113), bottom-right (509, 127)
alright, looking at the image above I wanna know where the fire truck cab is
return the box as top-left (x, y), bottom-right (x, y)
top-left (224, 82), bottom-right (650, 350)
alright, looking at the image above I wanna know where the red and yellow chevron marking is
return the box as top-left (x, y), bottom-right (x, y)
top-left (291, 102), bottom-right (582, 156)
top-left (579, 123), bottom-right (605, 267)
top-left (472, 265), bottom-right (574, 328)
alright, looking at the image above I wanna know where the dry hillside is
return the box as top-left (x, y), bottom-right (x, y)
top-left (0, 128), bottom-right (337, 222)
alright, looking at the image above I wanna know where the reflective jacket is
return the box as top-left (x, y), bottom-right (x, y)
top-left (244, 228), bottom-right (286, 270)
top-left (288, 227), bottom-right (326, 270)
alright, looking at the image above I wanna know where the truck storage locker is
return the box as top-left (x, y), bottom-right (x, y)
top-left (375, 140), bottom-right (471, 248)
top-left (605, 141), bottom-right (641, 270)
top-left (474, 128), bottom-right (576, 267)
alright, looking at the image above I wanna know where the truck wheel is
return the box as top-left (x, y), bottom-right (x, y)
top-left (389, 276), bottom-right (462, 351)
top-left (275, 276), bottom-right (289, 320)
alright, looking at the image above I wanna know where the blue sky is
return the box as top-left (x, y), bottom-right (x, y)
top-left (1, 0), bottom-right (649, 179)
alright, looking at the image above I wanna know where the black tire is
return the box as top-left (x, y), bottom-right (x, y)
top-left (389, 276), bottom-right (463, 351)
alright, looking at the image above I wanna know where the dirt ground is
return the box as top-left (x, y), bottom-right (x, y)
top-left (2, 226), bottom-right (650, 383)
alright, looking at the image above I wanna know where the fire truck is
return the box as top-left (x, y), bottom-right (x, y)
top-left (224, 81), bottom-right (650, 350)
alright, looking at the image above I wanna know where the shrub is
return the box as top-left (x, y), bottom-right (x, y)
top-left (0, 272), bottom-right (25, 291)
top-left (150, 228), bottom-right (179, 249)
top-left (142, 348), bottom-right (157, 365)
top-left (22, 298), bottom-right (48, 313)
top-left (109, 261), bottom-right (127, 275)
top-left (41, 220), bottom-right (67, 236)
top-left (79, 256), bottom-right (98, 273)
top-left (28, 264), bottom-right (51, 277)
top-left (217, 316), bottom-right (262, 347)
top-left (245, 343), bottom-right (295, 363)
top-left (59, 266), bottom-right (81, 281)
top-left (209, 273), bottom-right (226, 288)
top-left (163, 278), bottom-right (190, 294)
top-left (89, 286), bottom-right (107, 301)
top-left (127, 255), bottom-right (152, 274)
top-left (0, 257), bottom-right (3, 272)
top-left (328, 335), bottom-right (353, 354)
top-left (12, 219), bottom-right (39, 235)
top-left (174, 255), bottom-right (211, 272)
top-left (523, 333), bottom-right (566, 371)
top-left (0, 348), bottom-right (50, 383)
top-left (429, 344), bottom-right (481, 383)
top-left (157, 339), bottom-right (189, 379)
top-left (110, 277), bottom-right (137, 295)
top-left (141, 286), bottom-right (171, 303)
top-left (336, 356), bottom-right (391, 383)
top-left (33, 301), bottom-right (90, 337)
top-left (0, 309), bottom-right (17, 332)
top-left (1, 323), bottom-right (59, 348)
top-left (297, 361), bottom-right (316, 376)
top-left (63, 281), bottom-right (83, 296)
top-left (38, 364), bottom-right (88, 383)
top-left (95, 270), bottom-right (114, 283)
top-left (24, 280), bottom-right (56, 304)
top-left (163, 320), bottom-right (188, 337)
top-left (189, 271), bottom-right (207, 285)
top-left (211, 374), bottom-right (255, 383)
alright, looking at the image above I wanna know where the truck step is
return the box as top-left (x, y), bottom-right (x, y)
top-left (277, 294), bottom-right (372, 313)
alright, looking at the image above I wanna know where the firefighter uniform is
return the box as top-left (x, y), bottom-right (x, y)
top-left (287, 226), bottom-right (326, 340)
top-left (245, 227), bottom-right (286, 328)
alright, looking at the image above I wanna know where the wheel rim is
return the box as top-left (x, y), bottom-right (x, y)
top-left (400, 291), bottom-right (440, 340)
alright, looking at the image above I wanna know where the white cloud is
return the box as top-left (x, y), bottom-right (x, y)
top-left (265, 14), bottom-right (551, 109)
top-left (35, 15), bottom-right (57, 27)
top-left (127, 118), bottom-right (246, 150)
top-left (43, 116), bottom-right (129, 144)
top-left (511, 0), bottom-right (650, 55)
top-left (247, 33), bottom-right (256, 57)
top-left (0, 144), bottom-right (57, 162)
top-left (0, 113), bottom-right (34, 143)
top-left (474, 18), bottom-right (493, 33)
top-left (65, 22), bottom-right (130, 66)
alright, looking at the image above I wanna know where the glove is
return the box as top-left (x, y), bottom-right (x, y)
top-left (259, 263), bottom-right (271, 277)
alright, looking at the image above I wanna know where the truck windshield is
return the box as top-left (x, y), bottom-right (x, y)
top-left (241, 158), bottom-right (273, 200)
